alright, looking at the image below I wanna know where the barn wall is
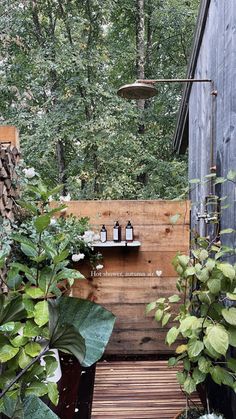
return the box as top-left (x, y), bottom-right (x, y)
top-left (189, 0), bottom-right (236, 240)
top-left (64, 200), bottom-right (189, 355)
top-left (189, 1), bottom-right (236, 416)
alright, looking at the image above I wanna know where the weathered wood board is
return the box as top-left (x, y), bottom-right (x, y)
top-left (67, 200), bottom-right (189, 355)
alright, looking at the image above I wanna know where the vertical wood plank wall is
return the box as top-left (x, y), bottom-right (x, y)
top-left (65, 200), bottom-right (189, 355)
top-left (189, 0), bottom-right (236, 240)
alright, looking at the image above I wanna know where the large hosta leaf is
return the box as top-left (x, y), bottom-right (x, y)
top-left (23, 395), bottom-right (58, 419)
top-left (48, 296), bottom-right (115, 367)
top-left (48, 299), bottom-right (86, 364)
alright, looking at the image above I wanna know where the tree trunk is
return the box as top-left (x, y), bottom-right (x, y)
top-left (56, 140), bottom-right (67, 194)
top-left (136, 0), bottom-right (145, 121)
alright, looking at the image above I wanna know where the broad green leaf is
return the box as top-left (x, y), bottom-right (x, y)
top-left (199, 249), bottom-right (208, 261)
top-left (183, 376), bottom-right (196, 394)
top-left (226, 293), bottom-right (236, 300)
top-left (177, 255), bottom-right (190, 267)
top-left (168, 294), bottom-right (180, 303)
top-left (0, 295), bottom-right (26, 325)
top-left (176, 371), bottom-right (187, 385)
top-left (205, 259), bottom-right (216, 271)
top-left (21, 243), bottom-right (38, 258)
top-left (34, 214), bottom-right (51, 233)
top-left (7, 268), bottom-right (23, 290)
top-left (25, 342), bottom-right (42, 357)
top-left (47, 382), bottom-right (59, 406)
top-left (203, 336), bottom-right (221, 359)
top-left (1, 395), bottom-right (24, 419)
top-left (162, 312), bottom-right (171, 326)
top-left (208, 278), bottom-right (221, 294)
top-left (228, 327), bottom-right (236, 347)
top-left (183, 358), bottom-right (190, 371)
top-left (184, 267), bottom-right (195, 277)
top-left (155, 309), bottom-right (163, 322)
top-left (23, 297), bottom-right (35, 318)
top-left (23, 395), bottom-right (59, 418)
top-left (0, 344), bottom-right (19, 362)
top-left (0, 322), bottom-right (15, 332)
top-left (34, 301), bottom-right (49, 326)
top-left (53, 249), bottom-right (69, 264)
top-left (18, 348), bottom-right (32, 369)
top-left (146, 301), bottom-right (156, 314)
top-left (192, 367), bottom-right (206, 384)
top-left (179, 316), bottom-right (198, 333)
top-left (23, 320), bottom-right (41, 337)
top-left (187, 339), bottom-right (204, 358)
top-left (198, 356), bottom-right (211, 373)
top-left (227, 358), bottom-right (236, 372)
top-left (26, 287), bottom-right (44, 299)
top-left (48, 296), bottom-right (115, 367)
top-left (56, 268), bottom-right (84, 281)
top-left (211, 365), bottom-right (234, 387)
top-left (166, 327), bottom-right (179, 346)
top-left (222, 308), bottom-right (236, 326)
top-left (25, 382), bottom-right (48, 397)
top-left (168, 357), bottom-right (177, 367)
top-left (214, 177), bottom-right (226, 184)
top-left (218, 263), bottom-right (235, 280)
top-left (43, 356), bottom-right (58, 377)
top-left (10, 335), bottom-right (28, 348)
top-left (220, 228), bottom-right (235, 234)
top-left (206, 325), bottom-right (229, 355)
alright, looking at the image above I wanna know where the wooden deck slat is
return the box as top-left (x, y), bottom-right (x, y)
top-left (92, 361), bottom-right (201, 419)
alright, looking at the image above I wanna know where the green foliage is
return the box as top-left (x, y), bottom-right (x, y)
top-left (148, 206), bottom-right (236, 401)
top-left (0, 171), bottom-right (115, 418)
top-left (0, 0), bottom-right (198, 199)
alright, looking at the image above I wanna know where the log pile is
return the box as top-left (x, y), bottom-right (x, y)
top-left (0, 143), bottom-right (20, 221)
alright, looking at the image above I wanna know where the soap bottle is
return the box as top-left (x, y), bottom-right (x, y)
top-left (100, 224), bottom-right (107, 243)
top-left (113, 221), bottom-right (121, 242)
top-left (125, 220), bottom-right (133, 242)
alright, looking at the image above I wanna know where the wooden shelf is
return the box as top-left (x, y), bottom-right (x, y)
top-left (92, 240), bottom-right (141, 248)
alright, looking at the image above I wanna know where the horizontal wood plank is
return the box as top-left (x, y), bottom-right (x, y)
top-left (72, 276), bottom-right (180, 304)
top-left (92, 361), bottom-right (201, 418)
top-left (61, 200), bottom-right (190, 226)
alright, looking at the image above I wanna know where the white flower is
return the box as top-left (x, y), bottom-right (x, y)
top-left (59, 194), bottom-right (71, 202)
top-left (50, 218), bottom-right (57, 226)
top-left (23, 167), bottom-right (36, 178)
top-left (93, 233), bottom-right (100, 242)
top-left (48, 195), bottom-right (53, 202)
top-left (156, 270), bottom-right (162, 277)
top-left (83, 230), bottom-right (95, 244)
top-left (96, 264), bottom-right (104, 270)
top-left (72, 253), bottom-right (85, 262)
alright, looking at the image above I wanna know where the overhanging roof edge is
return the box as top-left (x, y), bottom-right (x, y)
top-left (173, 0), bottom-right (211, 154)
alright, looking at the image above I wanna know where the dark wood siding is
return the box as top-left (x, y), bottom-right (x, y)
top-left (188, 1), bottom-right (236, 417)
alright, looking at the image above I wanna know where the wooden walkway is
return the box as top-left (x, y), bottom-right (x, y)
top-left (92, 360), bottom-right (201, 419)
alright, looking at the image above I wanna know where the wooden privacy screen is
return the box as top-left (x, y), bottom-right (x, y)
top-left (66, 200), bottom-right (190, 355)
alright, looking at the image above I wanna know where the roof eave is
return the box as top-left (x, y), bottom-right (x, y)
top-left (173, 0), bottom-right (211, 154)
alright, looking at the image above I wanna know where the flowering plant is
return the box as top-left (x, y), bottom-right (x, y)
top-left (0, 168), bottom-right (115, 418)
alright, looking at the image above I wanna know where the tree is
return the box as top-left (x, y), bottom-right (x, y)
top-left (0, 0), bottom-right (199, 199)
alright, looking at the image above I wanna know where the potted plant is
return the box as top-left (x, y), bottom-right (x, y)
top-left (147, 175), bottom-right (236, 418)
top-left (0, 169), bottom-right (115, 418)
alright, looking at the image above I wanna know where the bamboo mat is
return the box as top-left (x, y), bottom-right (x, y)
top-left (92, 360), bottom-right (201, 419)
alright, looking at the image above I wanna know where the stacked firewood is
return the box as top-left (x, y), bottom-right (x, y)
top-left (0, 143), bottom-right (20, 221)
